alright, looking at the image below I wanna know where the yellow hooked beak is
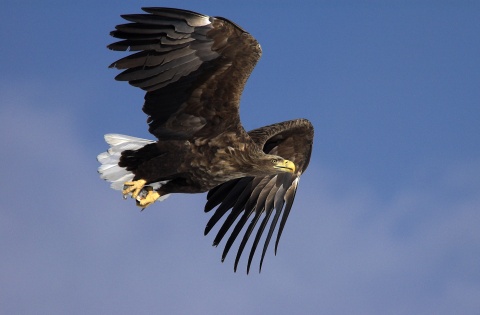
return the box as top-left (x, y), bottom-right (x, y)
top-left (274, 159), bottom-right (296, 173)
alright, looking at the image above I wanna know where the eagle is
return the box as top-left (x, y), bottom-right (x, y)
top-left (97, 7), bottom-right (314, 273)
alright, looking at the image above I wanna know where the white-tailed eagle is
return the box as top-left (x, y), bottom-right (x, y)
top-left (98, 7), bottom-right (314, 273)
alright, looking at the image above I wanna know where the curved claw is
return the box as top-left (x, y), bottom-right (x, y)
top-left (135, 188), bottom-right (161, 209)
top-left (123, 179), bottom-right (147, 199)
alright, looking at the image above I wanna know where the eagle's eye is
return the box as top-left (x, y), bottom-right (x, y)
top-left (271, 158), bottom-right (278, 164)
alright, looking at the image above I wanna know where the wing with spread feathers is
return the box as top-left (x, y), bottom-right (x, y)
top-left (204, 119), bottom-right (314, 273)
top-left (109, 7), bottom-right (262, 140)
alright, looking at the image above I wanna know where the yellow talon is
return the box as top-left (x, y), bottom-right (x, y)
top-left (122, 179), bottom-right (147, 199)
top-left (136, 190), bottom-right (161, 209)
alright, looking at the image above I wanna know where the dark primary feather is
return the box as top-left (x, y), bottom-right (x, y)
top-left (108, 7), bottom-right (262, 140)
top-left (205, 120), bottom-right (314, 273)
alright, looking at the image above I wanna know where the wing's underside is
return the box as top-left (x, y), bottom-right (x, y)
top-left (205, 119), bottom-right (313, 273)
top-left (205, 173), bottom-right (299, 273)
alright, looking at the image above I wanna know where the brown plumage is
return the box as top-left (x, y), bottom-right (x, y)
top-left (97, 7), bottom-right (314, 273)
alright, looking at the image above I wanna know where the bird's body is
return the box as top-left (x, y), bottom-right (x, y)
top-left (98, 7), bottom-right (314, 272)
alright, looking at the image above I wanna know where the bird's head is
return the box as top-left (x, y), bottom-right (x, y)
top-left (258, 154), bottom-right (296, 174)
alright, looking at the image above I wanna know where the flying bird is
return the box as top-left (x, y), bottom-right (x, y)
top-left (97, 7), bottom-right (314, 273)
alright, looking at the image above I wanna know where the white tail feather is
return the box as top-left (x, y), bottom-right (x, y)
top-left (97, 134), bottom-right (171, 201)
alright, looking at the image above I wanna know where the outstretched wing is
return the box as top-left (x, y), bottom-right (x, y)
top-left (204, 119), bottom-right (314, 273)
top-left (108, 7), bottom-right (262, 139)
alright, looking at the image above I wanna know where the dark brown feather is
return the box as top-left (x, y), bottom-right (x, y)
top-left (109, 7), bottom-right (262, 140)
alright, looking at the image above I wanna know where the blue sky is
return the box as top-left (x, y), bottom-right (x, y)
top-left (1, 1), bottom-right (479, 314)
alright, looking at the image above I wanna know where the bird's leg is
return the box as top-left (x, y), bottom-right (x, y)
top-left (122, 179), bottom-right (147, 199)
top-left (135, 187), bottom-right (161, 210)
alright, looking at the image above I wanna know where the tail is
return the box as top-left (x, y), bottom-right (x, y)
top-left (97, 134), bottom-right (155, 190)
